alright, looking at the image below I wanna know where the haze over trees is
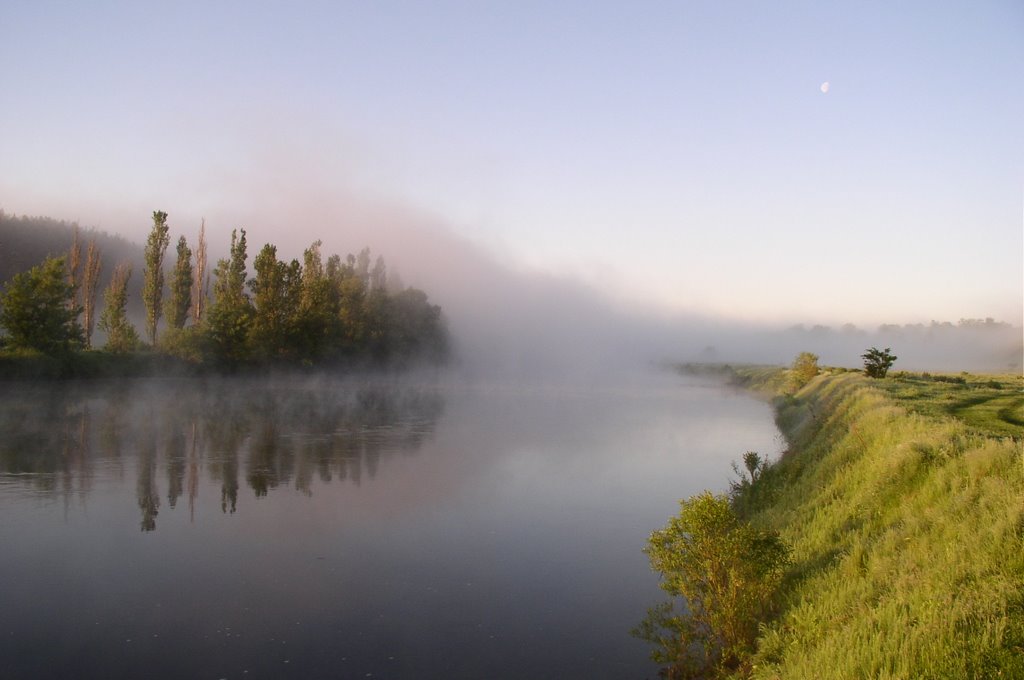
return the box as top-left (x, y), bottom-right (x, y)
top-left (2, 209), bottom-right (1020, 374)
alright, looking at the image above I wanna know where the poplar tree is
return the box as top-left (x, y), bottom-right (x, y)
top-left (191, 220), bottom-right (208, 325)
top-left (165, 235), bottom-right (193, 329)
top-left (99, 263), bottom-right (138, 353)
top-left (67, 226), bottom-right (82, 313)
top-left (82, 239), bottom-right (102, 348)
top-left (142, 210), bottom-right (171, 346)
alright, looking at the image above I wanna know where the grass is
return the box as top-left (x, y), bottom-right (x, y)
top-left (725, 368), bottom-right (1024, 679)
top-left (877, 371), bottom-right (1024, 439)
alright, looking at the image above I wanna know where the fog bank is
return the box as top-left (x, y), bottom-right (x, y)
top-left (10, 171), bottom-right (1020, 377)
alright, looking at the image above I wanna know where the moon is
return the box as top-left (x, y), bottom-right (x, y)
top-left (820, 81), bottom-right (830, 94)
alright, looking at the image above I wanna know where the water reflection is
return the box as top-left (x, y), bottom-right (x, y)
top-left (0, 372), bottom-right (784, 679)
top-left (0, 378), bottom-right (445, 532)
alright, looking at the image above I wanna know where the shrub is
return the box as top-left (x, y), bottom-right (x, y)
top-left (158, 326), bottom-right (205, 363)
top-left (787, 352), bottom-right (819, 391)
top-left (636, 492), bottom-right (790, 678)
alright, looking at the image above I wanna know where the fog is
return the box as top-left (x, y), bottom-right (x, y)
top-left (52, 176), bottom-right (1011, 379)
top-left (11, 140), bottom-right (1018, 379)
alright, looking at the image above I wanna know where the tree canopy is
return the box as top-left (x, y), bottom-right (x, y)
top-left (862, 346), bottom-right (897, 378)
top-left (0, 256), bottom-right (83, 355)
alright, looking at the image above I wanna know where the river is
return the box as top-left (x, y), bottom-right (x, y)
top-left (0, 368), bottom-right (781, 679)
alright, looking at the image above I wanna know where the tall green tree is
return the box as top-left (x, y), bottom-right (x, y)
top-left (142, 210), bottom-right (171, 345)
top-left (99, 263), bottom-right (139, 353)
top-left (191, 220), bottom-right (208, 325)
top-left (294, 240), bottom-right (338, 361)
top-left (165, 235), bottom-right (193, 329)
top-left (248, 243), bottom-right (301, 361)
top-left (0, 255), bottom-right (84, 354)
top-left (205, 229), bottom-right (253, 364)
top-left (331, 254), bottom-right (367, 356)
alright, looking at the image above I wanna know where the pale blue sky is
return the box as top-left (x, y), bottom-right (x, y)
top-left (2, 0), bottom-right (1021, 325)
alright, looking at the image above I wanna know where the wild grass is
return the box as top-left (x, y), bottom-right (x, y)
top-left (730, 370), bottom-right (1023, 679)
top-left (878, 371), bottom-right (1024, 439)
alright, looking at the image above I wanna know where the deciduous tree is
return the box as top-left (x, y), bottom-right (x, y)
top-left (0, 256), bottom-right (84, 354)
top-left (862, 347), bottom-right (897, 378)
top-left (67, 225), bottom-right (82, 312)
top-left (788, 351), bottom-right (819, 391)
top-left (165, 235), bottom-right (193, 330)
top-left (192, 220), bottom-right (208, 325)
top-left (99, 263), bottom-right (139, 353)
top-left (206, 229), bottom-right (253, 364)
top-left (82, 239), bottom-right (102, 348)
top-left (142, 210), bottom-right (171, 345)
top-left (248, 243), bottom-right (300, 361)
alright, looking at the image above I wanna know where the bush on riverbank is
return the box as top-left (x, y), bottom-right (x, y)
top-left (637, 491), bottom-right (790, 677)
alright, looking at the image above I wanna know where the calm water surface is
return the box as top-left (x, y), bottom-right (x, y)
top-left (0, 370), bottom-right (781, 679)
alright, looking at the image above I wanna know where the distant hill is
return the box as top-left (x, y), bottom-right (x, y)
top-left (0, 210), bottom-right (147, 324)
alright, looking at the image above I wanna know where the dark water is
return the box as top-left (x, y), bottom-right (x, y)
top-left (0, 370), bottom-right (781, 679)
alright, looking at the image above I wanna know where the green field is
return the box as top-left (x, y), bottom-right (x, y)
top-left (876, 371), bottom-right (1024, 439)
top-left (694, 367), bottom-right (1024, 678)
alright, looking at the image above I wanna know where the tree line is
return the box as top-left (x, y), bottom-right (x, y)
top-left (0, 211), bottom-right (448, 369)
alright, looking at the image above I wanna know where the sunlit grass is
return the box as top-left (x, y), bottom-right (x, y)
top-left (729, 370), bottom-right (1023, 679)
top-left (876, 370), bottom-right (1023, 439)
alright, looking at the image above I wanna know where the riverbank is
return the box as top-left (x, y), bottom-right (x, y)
top-left (726, 366), bottom-right (1023, 678)
top-left (0, 349), bottom-right (443, 380)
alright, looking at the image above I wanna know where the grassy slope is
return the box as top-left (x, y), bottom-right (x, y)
top-left (732, 369), bottom-right (1023, 679)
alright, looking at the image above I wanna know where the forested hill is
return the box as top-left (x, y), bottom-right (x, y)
top-left (0, 211), bottom-right (145, 311)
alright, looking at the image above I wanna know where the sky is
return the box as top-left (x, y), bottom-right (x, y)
top-left (1, 0), bottom-right (1022, 328)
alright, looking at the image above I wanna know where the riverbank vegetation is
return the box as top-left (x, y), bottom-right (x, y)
top-left (642, 363), bottom-right (1023, 678)
top-left (0, 211), bottom-right (448, 377)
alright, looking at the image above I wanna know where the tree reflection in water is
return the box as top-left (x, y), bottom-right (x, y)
top-left (0, 377), bottom-right (445, 531)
